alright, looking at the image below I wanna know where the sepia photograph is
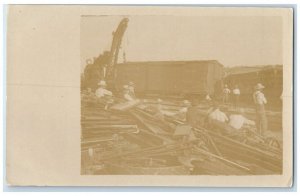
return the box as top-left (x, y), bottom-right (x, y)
top-left (6, 5), bottom-right (293, 187)
top-left (80, 15), bottom-right (285, 175)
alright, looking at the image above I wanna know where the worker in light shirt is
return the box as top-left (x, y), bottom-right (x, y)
top-left (95, 80), bottom-right (113, 109)
top-left (232, 85), bottom-right (240, 109)
top-left (228, 108), bottom-right (255, 130)
top-left (253, 83), bottom-right (268, 136)
top-left (208, 105), bottom-right (229, 123)
top-left (95, 80), bottom-right (113, 98)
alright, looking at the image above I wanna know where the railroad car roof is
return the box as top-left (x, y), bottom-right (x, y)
top-left (116, 60), bottom-right (224, 67)
top-left (225, 64), bottom-right (283, 76)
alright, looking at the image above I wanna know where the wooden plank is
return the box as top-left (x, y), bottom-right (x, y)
top-left (129, 110), bottom-right (171, 135)
top-left (193, 146), bottom-right (251, 171)
top-left (110, 100), bottom-right (141, 111)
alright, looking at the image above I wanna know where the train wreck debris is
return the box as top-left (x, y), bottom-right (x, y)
top-left (81, 93), bottom-right (282, 175)
top-left (81, 17), bottom-right (283, 176)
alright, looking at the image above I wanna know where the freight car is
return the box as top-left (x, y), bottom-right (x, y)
top-left (114, 60), bottom-right (224, 98)
top-left (224, 65), bottom-right (283, 107)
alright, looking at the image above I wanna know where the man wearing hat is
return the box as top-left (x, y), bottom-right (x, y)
top-left (95, 80), bottom-right (113, 98)
top-left (95, 80), bottom-right (113, 109)
top-left (253, 83), bottom-right (268, 136)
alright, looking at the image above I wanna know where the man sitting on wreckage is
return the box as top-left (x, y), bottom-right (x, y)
top-left (206, 103), bottom-right (255, 138)
top-left (95, 80), bottom-right (114, 110)
top-left (205, 104), bottom-right (280, 148)
top-left (208, 104), bottom-right (229, 125)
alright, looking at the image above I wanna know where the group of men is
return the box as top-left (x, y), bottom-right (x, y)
top-left (186, 83), bottom-right (268, 136)
top-left (83, 80), bottom-right (268, 136)
top-left (82, 80), bottom-right (137, 109)
top-left (222, 84), bottom-right (241, 108)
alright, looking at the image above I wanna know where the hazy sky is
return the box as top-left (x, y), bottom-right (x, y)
top-left (81, 15), bottom-right (282, 72)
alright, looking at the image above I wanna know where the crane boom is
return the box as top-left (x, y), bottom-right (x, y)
top-left (106, 18), bottom-right (129, 80)
top-left (81, 18), bottom-right (129, 91)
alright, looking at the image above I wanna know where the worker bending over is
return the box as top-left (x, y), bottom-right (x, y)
top-left (228, 108), bottom-right (255, 130)
top-left (208, 105), bottom-right (229, 123)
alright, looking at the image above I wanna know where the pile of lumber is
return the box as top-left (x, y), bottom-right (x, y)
top-left (81, 97), bottom-right (282, 175)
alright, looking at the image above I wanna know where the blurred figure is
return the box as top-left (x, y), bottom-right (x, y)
top-left (179, 100), bottom-right (191, 113)
top-left (253, 83), bottom-right (268, 136)
top-left (128, 81), bottom-right (136, 99)
top-left (123, 85), bottom-right (134, 101)
top-left (101, 64), bottom-right (107, 80)
top-left (186, 99), bottom-right (201, 127)
top-left (232, 85), bottom-right (240, 109)
top-left (82, 88), bottom-right (95, 99)
top-left (81, 88), bottom-right (96, 106)
top-left (155, 98), bottom-right (175, 116)
top-left (86, 59), bottom-right (92, 65)
top-left (174, 100), bottom-right (191, 121)
top-left (223, 84), bottom-right (231, 104)
top-left (205, 94), bottom-right (212, 101)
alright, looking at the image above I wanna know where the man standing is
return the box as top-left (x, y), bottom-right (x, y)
top-left (253, 83), bottom-right (268, 136)
top-left (232, 85), bottom-right (241, 109)
top-left (223, 84), bottom-right (231, 104)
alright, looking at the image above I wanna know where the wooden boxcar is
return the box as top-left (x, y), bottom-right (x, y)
top-left (114, 60), bottom-right (224, 97)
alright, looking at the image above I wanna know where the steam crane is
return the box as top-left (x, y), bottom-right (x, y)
top-left (82, 18), bottom-right (129, 91)
top-left (105, 18), bottom-right (129, 83)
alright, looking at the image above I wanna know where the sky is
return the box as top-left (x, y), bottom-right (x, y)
top-left (80, 15), bottom-right (282, 72)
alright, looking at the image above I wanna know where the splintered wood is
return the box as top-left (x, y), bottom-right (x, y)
top-left (81, 98), bottom-right (282, 175)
